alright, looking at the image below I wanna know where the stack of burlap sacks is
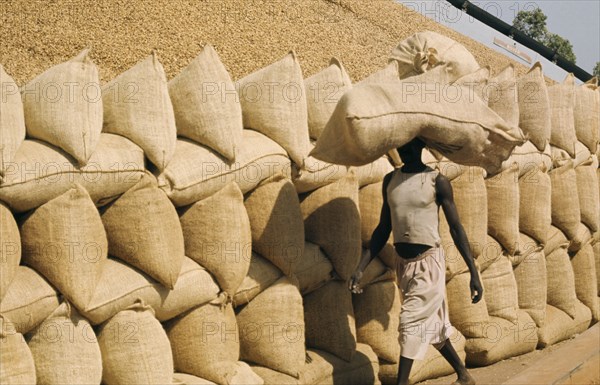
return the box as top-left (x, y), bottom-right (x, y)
top-left (1, 31), bottom-right (599, 385)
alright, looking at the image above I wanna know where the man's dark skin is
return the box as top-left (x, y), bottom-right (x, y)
top-left (349, 138), bottom-right (483, 385)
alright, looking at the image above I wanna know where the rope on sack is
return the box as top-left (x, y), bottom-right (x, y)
top-left (413, 47), bottom-right (441, 74)
top-left (210, 291), bottom-right (231, 310)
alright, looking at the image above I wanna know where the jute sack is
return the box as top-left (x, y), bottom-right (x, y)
top-left (481, 256), bottom-right (519, 323)
top-left (570, 243), bottom-right (599, 321)
top-left (304, 280), bottom-right (356, 362)
top-left (544, 225), bottom-right (569, 256)
top-left (502, 140), bottom-right (552, 177)
top-left (26, 302), bottom-right (102, 385)
top-left (173, 363), bottom-right (264, 385)
top-left (360, 253), bottom-right (396, 288)
top-left (575, 156), bottom-right (599, 233)
top-left (574, 77), bottom-right (599, 152)
top-left (538, 303), bottom-right (591, 348)
top-left (552, 141), bottom-right (591, 169)
top-left (486, 64), bottom-right (519, 126)
top-left (233, 252), bottom-right (282, 308)
top-left (353, 280), bottom-right (400, 363)
top-left (446, 271), bottom-right (490, 338)
top-left (0, 133), bottom-right (145, 213)
top-left (244, 175), bottom-right (304, 276)
top-left (237, 51), bottom-right (310, 166)
top-left (359, 181), bottom-right (384, 247)
top-left (305, 58), bottom-right (353, 140)
top-left (180, 182), bottom-right (251, 297)
top-left (550, 160), bottom-right (581, 240)
top-left (517, 62), bottom-right (551, 151)
top-left (300, 171), bottom-right (361, 280)
top-left (156, 130), bottom-right (291, 207)
top-left (169, 44), bottom-right (242, 162)
top-left (0, 267), bottom-right (59, 334)
top-left (349, 156), bottom-right (394, 188)
top-left (19, 184), bottom-right (107, 311)
top-left (101, 174), bottom-right (184, 289)
top-left (357, 61), bottom-right (399, 85)
top-left (0, 202), bottom-right (20, 301)
top-left (476, 235), bottom-right (503, 274)
top-left (0, 315), bottom-right (36, 385)
top-left (595, 241), bottom-right (600, 295)
top-left (486, 162), bottom-right (520, 255)
top-left (102, 52), bottom-right (176, 170)
top-left (465, 311), bottom-right (537, 366)
top-left (519, 163), bottom-right (551, 245)
top-left (548, 74), bottom-right (578, 157)
top-left (237, 276), bottom-right (305, 377)
top-left (166, 301), bottom-right (240, 385)
top-left (296, 242), bottom-right (334, 295)
top-left (453, 66), bottom-right (491, 100)
top-left (512, 233), bottom-right (546, 327)
top-left (21, 49), bottom-right (102, 166)
top-left (292, 152), bottom-right (348, 194)
top-left (98, 303), bottom-right (173, 385)
top-left (310, 81), bottom-right (525, 174)
top-left (568, 223), bottom-right (593, 254)
top-left (0, 65), bottom-right (25, 176)
top-left (83, 257), bottom-right (220, 325)
top-left (389, 31), bottom-right (479, 81)
top-left (546, 246), bottom-right (579, 318)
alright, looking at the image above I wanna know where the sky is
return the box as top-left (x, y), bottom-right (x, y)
top-left (397, 0), bottom-right (600, 82)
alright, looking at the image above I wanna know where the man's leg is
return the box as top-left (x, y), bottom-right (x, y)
top-left (396, 356), bottom-right (414, 385)
top-left (434, 339), bottom-right (476, 385)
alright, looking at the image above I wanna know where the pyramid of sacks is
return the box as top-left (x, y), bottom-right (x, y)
top-left (1, 32), bottom-right (599, 385)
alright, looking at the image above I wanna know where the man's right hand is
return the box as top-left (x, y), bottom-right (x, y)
top-left (349, 270), bottom-right (364, 294)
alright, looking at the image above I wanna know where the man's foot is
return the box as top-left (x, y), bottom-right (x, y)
top-left (451, 371), bottom-right (476, 385)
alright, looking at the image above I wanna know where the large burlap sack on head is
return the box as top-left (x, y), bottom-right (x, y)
top-left (519, 163), bottom-right (551, 245)
top-left (26, 302), bottom-right (102, 385)
top-left (304, 280), bottom-right (356, 362)
top-left (169, 44), bottom-right (242, 162)
top-left (19, 184), bottom-right (107, 311)
top-left (102, 52), bottom-right (176, 170)
top-left (546, 246), bottom-right (579, 318)
top-left (550, 160), bottom-right (581, 240)
top-left (296, 242), bottom-right (334, 295)
top-left (548, 73), bottom-right (578, 157)
top-left (353, 280), bottom-right (400, 363)
top-left (292, 152), bottom-right (348, 194)
top-left (101, 174), bottom-right (184, 289)
top-left (21, 49), bottom-right (102, 166)
top-left (389, 31), bottom-right (479, 81)
top-left (538, 303), bottom-right (592, 348)
top-left (0, 65), bottom-right (25, 176)
top-left (157, 130), bottom-right (291, 207)
top-left (0, 315), bottom-right (36, 385)
top-left (305, 58), bottom-right (353, 140)
top-left (0, 202), bottom-right (20, 302)
top-left (486, 64), bottom-right (519, 126)
top-left (574, 77), bottom-right (599, 152)
top-left (481, 256), bottom-right (519, 323)
top-left (238, 51), bottom-right (310, 166)
top-left (180, 182), bottom-right (251, 297)
top-left (83, 257), bottom-right (220, 325)
top-left (575, 156), bottom-right (599, 233)
top-left (311, 81), bottom-right (525, 174)
top-left (98, 303), bottom-right (173, 385)
top-left (350, 156), bottom-right (394, 188)
top-left (166, 301), bottom-right (241, 385)
top-left (357, 61), bottom-right (399, 85)
top-left (237, 276), bottom-right (305, 377)
top-left (571, 243), bottom-right (599, 321)
top-left (244, 175), bottom-right (304, 276)
top-left (512, 234), bottom-right (547, 327)
top-left (300, 172), bottom-right (361, 280)
top-left (446, 271), bottom-right (490, 338)
top-left (233, 252), bottom-right (282, 308)
top-left (486, 162), bottom-right (520, 255)
top-left (517, 62), bottom-right (551, 151)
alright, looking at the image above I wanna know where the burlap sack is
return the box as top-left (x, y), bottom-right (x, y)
top-left (180, 182), bottom-right (251, 297)
top-left (476, 235), bottom-right (503, 273)
top-left (173, 363), bottom-right (264, 385)
top-left (512, 233), bottom-right (546, 327)
top-left (0, 65), bottom-right (25, 176)
top-left (353, 280), bottom-right (400, 363)
top-left (0, 133), bottom-right (145, 213)
top-left (296, 242), bottom-right (334, 295)
top-left (98, 303), bottom-right (173, 385)
top-left (446, 271), bottom-right (490, 338)
top-left (571, 243), bottom-right (599, 321)
top-left (310, 81), bottom-right (525, 174)
top-left (481, 255), bottom-right (519, 323)
top-left (568, 222), bottom-right (593, 254)
top-left (174, 373), bottom-right (218, 385)
top-left (519, 163), bottom-right (551, 245)
top-left (517, 62), bottom-right (551, 151)
top-left (575, 156), bottom-right (599, 233)
top-left (237, 276), bottom-right (305, 377)
top-left (83, 257), bottom-right (220, 325)
top-left (26, 302), bottom-right (102, 385)
top-left (292, 153), bottom-right (348, 193)
top-left (453, 66), bottom-right (490, 100)
top-left (550, 160), bottom-right (581, 240)
top-left (0, 315), bottom-right (36, 385)
top-left (244, 175), bottom-right (304, 276)
top-left (233, 252), bottom-right (283, 308)
top-left (552, 141), bottom-right (591, 169)
top-left (102, 52), bottom-right (176, 170)
top-left (544, 225), bottom-right (569, 256)
top-left (486, 64), bottom-right (519, 126)
top-left (19, 184), bottom-right (107, 310)
top-left (538, 303), bottom-right (591, 348)
top-left (0, 202), bottom-right (20, 302)
top-left (300, 172), bottom-right (361, 280)
top-left (21, 49), bottom-right (102, 166)
top-left (156, 130), bottom-right (291, 207)
top-left (574, 77), bottom-right (599, 152)
top-left (389, 31), bottom-right (479, 81)
top-left (304, 280), bottom-right (356, 362)
top-left (359, 181), bottom-right (384, 247)
top-left (166, 302), bottom-right (240, 385)
top-left (360, 253), bottom-right (396, 287)
top-left (169, 44), bottom-right (242, 162)
top-left (595, 241), bottom-right (600, 295)
top-left (503, 140), bottom-right (552, 177)
top-left (548, 73), bottom-right (577, 157)
top-left (305, 58), bottom-right (353, 140)
top-left (349, 156), bottom-right (394, 188)
top-left (357, 61), bottom-right (399, 85)
top-left (486, 162), bottom-right (520, 255)
top-left (546, 246), bottom-right (579, 318)
top-left (237, 51), bottom-right (310, 166)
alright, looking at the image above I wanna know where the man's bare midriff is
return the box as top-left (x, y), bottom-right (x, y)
top-left (394, 242), bottom-right (433, 259)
